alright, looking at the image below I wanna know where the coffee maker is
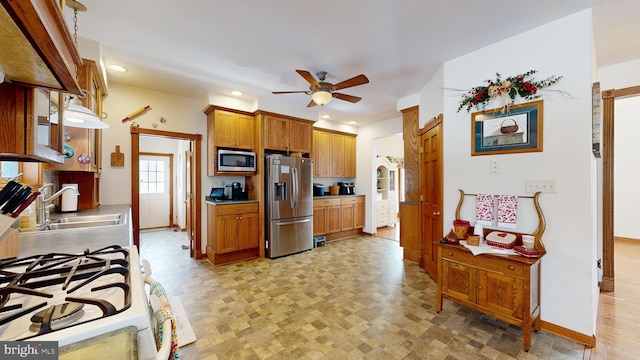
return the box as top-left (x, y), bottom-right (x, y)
top-left (338, 181), bottom-right (355, 195)
top-left (231, 182), bottom-right (248, 200)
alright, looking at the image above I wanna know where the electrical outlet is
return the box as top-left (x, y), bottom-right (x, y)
top-left (597, 259), bottom-right (602, 269)
top-left (525, 180), bottom-right (558, 193)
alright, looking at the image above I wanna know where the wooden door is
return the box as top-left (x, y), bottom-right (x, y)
top-left (234, 114), bottom-right (255, 149)
top-left (213, 110), bottom-right (236, 148)
top-left (313, 206), bottom-right (327, 235)
top-left (477, 270), bottom-right (523, 319)
top-left (327, 206), bottom-right (342, 233)
top-left (343, 135), bottom-right (356, 178)
top-left (288, 119), bottom-right (312, 153)
top-left (139, 154), bottom-right (172, 229)
top-left (341, 204), bottom-right (355, 231)
top-left (331, 134), bottom-right (345, 177)
top-left (354, 201), bottom-right (365, 228)
top-left (420, 115), bottom-right (443, 280)
top-left (238, 212), bottom-right (259, 250)
top-left (263, 115), bottom-right (289, 151)
top-left (313, 130), bottom-right (332, 177)
top-left (216, 215), bottom-right (239, 254)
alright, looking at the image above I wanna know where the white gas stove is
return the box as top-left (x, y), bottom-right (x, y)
top-left (0, 245), bottom-right (157, 359)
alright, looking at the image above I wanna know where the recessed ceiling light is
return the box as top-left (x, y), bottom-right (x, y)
top-left (231, 90), bottom-right (243, 96)
top-left (321, 115), bottom-right (331, 119)
top-left (108, 64), bottom-right (128, 72)
top-left (348, 121), bottom-right (356, 125)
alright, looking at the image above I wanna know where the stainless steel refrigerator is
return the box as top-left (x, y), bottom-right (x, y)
top-left (265, 154), bottom-right (314, 258)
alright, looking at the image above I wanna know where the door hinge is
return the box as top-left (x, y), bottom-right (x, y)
top-left (419, 146), bottom-right (424, 154)
top-left (420, 194), bottom-right (423, 202)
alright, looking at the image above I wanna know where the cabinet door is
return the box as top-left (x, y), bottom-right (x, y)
top-left (289, 120), bottom-right (312, 153)
top-left (313, 207), bottom-right (327, 236)
top-left (327, 206), bottom-right (341, 233)
top-left (341, 204), bottom-right (355, 231)
top-left (441, 259), bottom-right (476, 303)
top-left (313, 130), bottom-right (332, 178)
top-left (263, 116), bottom-right (289, 151)
top-left (237, 212), bottom-right (259, 250)
top-left (235, 114), bottom-right (255, 149)
top-left (216, 214), bottom-right (239, 254)
top-left (354, 201), bottom-right (365, 228)
top-left (213, 110), bottom-right (237, 148)
top-left (343, 135), bottom-right (356, 178)
top-left (331, 134), bottom-right (345, 177)
top-left (477, 270), bottom-right (524, 319)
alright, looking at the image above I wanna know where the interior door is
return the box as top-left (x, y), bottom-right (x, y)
top-left (139, 154), bottom-right (171, 229)
top-left (420, 115), bottom-right (443, 280)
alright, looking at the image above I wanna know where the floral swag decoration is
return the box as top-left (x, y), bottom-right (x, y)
top-left (457, 70), bottom-right (562, 113)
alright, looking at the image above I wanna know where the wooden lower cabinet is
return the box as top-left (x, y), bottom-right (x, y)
top-left (436, 243), bottom-right (542, 351)
top-left (313, 195), bottom-right (364, 240)
top-left (206, 202), bottom-right (259, 265)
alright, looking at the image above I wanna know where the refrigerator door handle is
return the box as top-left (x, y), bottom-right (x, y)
top-left (291, 167), bottom-right (298, 209)
top-left (275, 218), bottom-right (311, 226)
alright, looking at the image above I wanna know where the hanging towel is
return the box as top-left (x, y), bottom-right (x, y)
top-left (497, 195), bottom-right (518, 228)
top-left (475, 194), bottom-right (494, 226)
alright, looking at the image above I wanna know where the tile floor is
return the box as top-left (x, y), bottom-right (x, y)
top-left (140, 230), bottom-right (587, 359)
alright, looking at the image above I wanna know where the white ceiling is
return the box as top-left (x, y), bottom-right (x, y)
top-left (65, 0), bottom-right (640, 127)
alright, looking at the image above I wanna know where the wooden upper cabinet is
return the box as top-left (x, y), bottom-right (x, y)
top-left (263, 115), bottom-right (312, 153)
top-left (213, 110), bottom-right (255, 150)
top-left (344, 135), bottom-right (356, 178)
top-left (0, 83), bottom-right (65, 163)
top-left (313, 129), bottom-right (356, 178)
top-left (313, 130), bottom-right (332, 177)
top-left (46, 60), bottom-right (105, 172)
top-left (0, 1), bottom-right (81, 93)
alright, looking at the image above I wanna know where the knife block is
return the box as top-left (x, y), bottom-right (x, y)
top-left (0, 228), bottom-right (18, 259)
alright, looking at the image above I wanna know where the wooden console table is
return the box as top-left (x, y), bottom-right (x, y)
top-left (436, 190), bottom-right (546, 351)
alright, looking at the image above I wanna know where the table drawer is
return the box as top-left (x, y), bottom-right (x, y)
top-left (441, 246), bottom-right (524, 277)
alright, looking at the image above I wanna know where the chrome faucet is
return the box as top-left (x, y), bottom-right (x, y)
top-left (36, 183), bottom-right (80, 226)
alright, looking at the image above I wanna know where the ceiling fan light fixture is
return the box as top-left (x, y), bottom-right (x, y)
top-left (312, 90), bottom-right (332, 105)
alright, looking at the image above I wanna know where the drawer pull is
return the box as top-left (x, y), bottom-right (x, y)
top-left (508, 265), bottom-right (515, 270)
top-left (477, 285), bottom-right (482, 290)
top-left (447, 252), bottom-right (453, 256)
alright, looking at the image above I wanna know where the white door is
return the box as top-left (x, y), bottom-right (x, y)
top-left (139, 155), bottom-right (171, 229)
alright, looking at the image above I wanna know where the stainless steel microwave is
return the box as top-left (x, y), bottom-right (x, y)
top-left (217, 149), bottom-right (256, 172)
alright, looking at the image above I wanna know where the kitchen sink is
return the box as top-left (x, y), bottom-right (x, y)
top-left (40, 213), bottom-right (126, 231)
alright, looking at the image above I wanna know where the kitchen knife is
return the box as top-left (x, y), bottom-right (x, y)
top-left (2, 186), bottom-right (32, 215)
top-left (0, 181), bottom-right (22, 207)
top-left (11, 190), bottom-right (40, 218)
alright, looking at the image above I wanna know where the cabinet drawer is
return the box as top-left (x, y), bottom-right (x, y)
top-left (216, 203), bottom-right (259, 215)
top-left (340, 196), bottom-right (363, 205)
top-left (314, 198), bottom-right (341, 207)
top-left (376, 201), bottom-right (389, 210)
top-left (441, 246), bottom-right (524, 277)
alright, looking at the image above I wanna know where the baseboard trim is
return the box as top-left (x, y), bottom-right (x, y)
top-left (541, 320), bottom-right (596, 348)
top-left (601, 276), bottom-right (614, 292)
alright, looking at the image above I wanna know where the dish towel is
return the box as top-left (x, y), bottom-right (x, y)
top-left (148, 279), bottom-right (180, 360)
top-left (497, 195), bottom-right (518, 228)
top-left (476, 194), bottom-right (494, 226)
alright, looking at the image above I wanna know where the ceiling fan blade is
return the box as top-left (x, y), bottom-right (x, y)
top-left (333, 74), bottom-right (369, 91)
top-left (272, 91), bottom-right (308, 94)
top-left (333, 92), bottom-right (362, 103)
top-left (296, 70), bottom-right (320, 88)
top-left (306, 99), bottom-right (318, 108)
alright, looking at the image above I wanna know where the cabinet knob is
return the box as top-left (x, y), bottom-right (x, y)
top-left (433, 211), bottom-right (440, 216)
top-left (508, 265), bottom-right (515, 270)
top-left (477, 285), bottom-right (482, 290)
top-left (447, 252), bottom-right (453, 256)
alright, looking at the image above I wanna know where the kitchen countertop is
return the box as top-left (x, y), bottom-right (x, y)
top-left (59, 325), bottom-right (137, 360)
top-left (313, 194), bottom-right (365, 199)
top-left (18, 204), bottom-right (132, 258)
top-left (205, 196), bottom-right (259, 205)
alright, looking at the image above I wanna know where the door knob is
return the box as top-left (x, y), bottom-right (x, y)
top-left (433, 211), bottom-right (440, 216)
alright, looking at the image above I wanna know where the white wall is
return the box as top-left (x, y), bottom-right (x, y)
top-left (429, 10), bottom-right (597, 336)
top-left (100, 83), bottom-right (213, 251)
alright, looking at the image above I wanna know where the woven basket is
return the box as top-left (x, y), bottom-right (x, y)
top-left (500, 118), bottom-right (518, 134)
top-left (466, 235), bottom-right (480, 246)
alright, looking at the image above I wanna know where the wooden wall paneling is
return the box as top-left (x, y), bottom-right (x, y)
top-left (400, 106), bottom-right (420, 262)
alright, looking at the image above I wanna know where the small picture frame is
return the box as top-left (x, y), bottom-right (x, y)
top-left (471, 100), bottom-right (543, 156)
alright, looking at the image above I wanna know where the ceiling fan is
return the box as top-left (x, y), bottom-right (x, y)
top-left (272, 70), bottom-right (369, 107)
